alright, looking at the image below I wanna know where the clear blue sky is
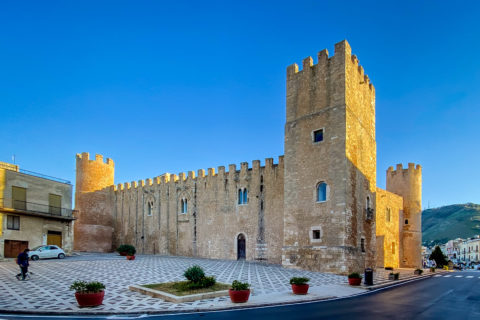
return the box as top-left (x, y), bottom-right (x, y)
top-left (1, 1), bottom-right (479, 208)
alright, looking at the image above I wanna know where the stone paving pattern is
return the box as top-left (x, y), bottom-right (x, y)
top-left (0, 254), bottom-right (427, 314)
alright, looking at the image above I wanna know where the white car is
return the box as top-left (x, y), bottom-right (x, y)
top-left (29, 245), bottom-right (66, 260)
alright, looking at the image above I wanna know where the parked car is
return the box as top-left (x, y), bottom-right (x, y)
top-left (29, 245), bottom-right (66, 260)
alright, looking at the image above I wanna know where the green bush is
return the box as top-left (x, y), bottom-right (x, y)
top-left (289, 277), bottom-right (310, 285)
top-left (186, 276), bottom-right (217, 289)
top-left (184, 265), bottom-right (205, 283)
top-left (116, 244), bottom-right (136, 256)
top-left (348, 272), bottom-right (362, 279)
top-left (70, 280), bottom-right (105, 293)
top-left (415, 268), bottom-right (423, 275)
top-left (231, 280), bottom-right (250, 291)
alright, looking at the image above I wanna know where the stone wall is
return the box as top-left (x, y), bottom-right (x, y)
top-left (386, 163), bottom-right (422, 268)
top-left (107, 158), bottom-right (284, 264)
top-left (376, 187), bottom-right (403, 268)
top-left (74, 153), bottom-right (115, 252)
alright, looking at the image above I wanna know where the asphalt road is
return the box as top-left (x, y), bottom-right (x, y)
top-left (1, 270), bottom-right (479, 320)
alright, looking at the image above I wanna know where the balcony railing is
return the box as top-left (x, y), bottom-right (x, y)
top-left (0, 198), bottom-right (73, 218)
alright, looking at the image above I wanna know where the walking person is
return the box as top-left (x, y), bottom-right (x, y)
top-left (16, 248), bottom-right (30, 281)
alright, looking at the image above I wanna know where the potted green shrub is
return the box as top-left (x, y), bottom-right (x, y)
top-left (229, 280), bottom-right (250, 303)
top-left (117, 244), bottom-right (136, 260)
top-left (430, 267), bottom-right (436, 272)
top-left (414, 268), bottom-right (423, 275)
top-left (70, 280), bottom-right (105, 307)
top-left (116, 244), bottom-right (131, 256)
top-left (348, 272), bottom-right (362, 286)
top-left (388, 272), bottom-right (399, 280)
top-left (290, 277), bottom-right (310, 295)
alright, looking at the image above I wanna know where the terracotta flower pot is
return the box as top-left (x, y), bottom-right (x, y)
top-left (348, 278), bottom-right (362, 286)
top-left (126, 255), bottom-right (135, 260)
top-left (74, 291), bottom-right (105, 307)
top-left (229, 289), bottom-right (250, 303)
top-left (119, 252), bottom-right (127, 256)
top-left (291, 284), bottom-right (309, 295)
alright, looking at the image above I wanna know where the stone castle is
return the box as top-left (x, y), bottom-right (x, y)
top-left (73, 40), bottom-right (422, 273)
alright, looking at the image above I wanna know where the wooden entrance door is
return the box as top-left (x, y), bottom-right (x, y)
top-left (237, 234), bottom-right (246, 260)
top-left (4, 240), bottom-right (28, 258)
top-left (47, 231), bottom-right (62, 247)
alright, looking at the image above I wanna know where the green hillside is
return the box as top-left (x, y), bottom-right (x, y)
top-left (422, 203), bottom-right (480, 245)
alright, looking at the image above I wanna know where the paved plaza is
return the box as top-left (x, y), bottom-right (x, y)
top-left (0, 254), bottom-right (430, 314)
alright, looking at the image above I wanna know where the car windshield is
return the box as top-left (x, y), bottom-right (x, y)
top-left (31, 246), bottom-right (44, 251)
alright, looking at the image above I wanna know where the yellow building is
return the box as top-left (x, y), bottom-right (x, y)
top-left (0, 161), bottom-right (74, 258)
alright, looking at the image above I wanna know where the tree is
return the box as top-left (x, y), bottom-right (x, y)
top-left (429, 245), bottom-right (448, 267)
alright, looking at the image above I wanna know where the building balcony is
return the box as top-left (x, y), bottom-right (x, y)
top-left (0, 198), bottom-right (75, 221)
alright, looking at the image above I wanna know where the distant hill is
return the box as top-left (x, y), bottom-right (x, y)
top-left (422, 203), bottom-right (480, 245)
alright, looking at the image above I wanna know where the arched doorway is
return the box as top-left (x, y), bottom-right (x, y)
top-left (237, 234), bottom-right (246, 260)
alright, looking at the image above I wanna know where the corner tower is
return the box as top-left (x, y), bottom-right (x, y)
top-left (387, 163), bottom-right (422, 268)
top-left (74, 152), bottom-right (115, 252)
top-left (282, 40), bottom-right (377, 273)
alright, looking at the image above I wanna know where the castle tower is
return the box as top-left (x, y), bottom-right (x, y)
top-left (74, 152), bottom-right (115, 252)
top-left (386, 163), bottom-right (422, 268)
top-left (282, 40), bottom-right (377, 273)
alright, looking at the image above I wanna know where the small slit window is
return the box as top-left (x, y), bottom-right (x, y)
top-left (313, 129), bottom-right (324, 143)
top-left (392, 242), bottom-right (395, 254)
top-left (147, 202), bottom-right (153, 216)
top-left (312, 230), bottom-right (321, 239)
top-left (181, 199), bottom-right (188, 214)
top-left (317, 182), bottom-right (327, 202)
top-left (361, 238), bottom-right (366, 253)
top-left (386, 208), bottom-right (391, 222)
top-left (405, 219), bottom-right (408, 225)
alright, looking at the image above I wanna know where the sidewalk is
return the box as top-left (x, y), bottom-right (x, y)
top-left (0, 254), bottom-right (436, 315)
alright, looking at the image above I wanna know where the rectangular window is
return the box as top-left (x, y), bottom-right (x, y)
top-left (386, 208), bottom-right (391, 222)
top-left (49, 194), bottom-right (62, 215)
top-left (7, 215), bottom-right (20, 230)
top-left (392, 242), bottom-right (395, 254)
top-left (361, 238), bottom-right (365, 252)
top-left (312, 230), bottom-right (321, 239)
top-left (313, 129), bottom-right (324, 143)
top-left (12, 186), bottom-right (26, 210)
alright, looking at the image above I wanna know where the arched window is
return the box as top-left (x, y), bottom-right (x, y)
top-left (181, 199), bottom-right (188, 214)
top-left (147, 202), bottom-right (153, 216)
top-left (238, 188), bottom-right (248, 205)
top-left (317, 182), bottom-right (327, 202)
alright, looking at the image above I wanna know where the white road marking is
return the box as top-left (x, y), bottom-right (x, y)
top-left (443, 275), bottom-right (451, 278)
top-left (455, 275), bottom-right (463, 278)
top-left (466, 276), bottom-right (474, 278)
top-left (434, 275), bottom-right (442, 277)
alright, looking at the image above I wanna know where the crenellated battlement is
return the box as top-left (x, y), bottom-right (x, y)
top-left (286, 40), bottom-right (375, 123)
top-left (76, 152), bottom-right (114, 167)
top-left (387, 163), bottom-right (422, 178)
top-left (112, 156), bottom-right (284, 193)
top-left (287, 40), bottom-right (373, 91)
